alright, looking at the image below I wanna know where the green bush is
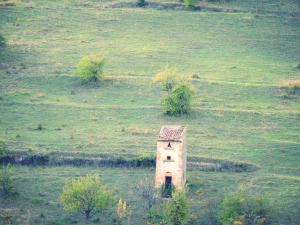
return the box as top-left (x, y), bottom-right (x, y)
top-left (137, 0), bottom-right (146, 6)
top-left (164, 185), bottom-right (190, 225)
top-left (0, 138), bottom-right (7, 161)
top-left (160, 82), bottom-right (193, 116)
top-left (184, 0), bottom-right (195, 10)
top-left (218, 187), bottom-right (273, 225)
top-left (76, 54), bottom-right (106, 82)
top-left (153, 67), bottom-right (194, 116)
top-left (160, 183), bottom-right (176, 197)
top-left (0, 164), bottom-right (14, 197)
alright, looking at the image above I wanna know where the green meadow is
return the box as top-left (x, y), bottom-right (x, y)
top-left (0, 0), bottom-right (300, 224)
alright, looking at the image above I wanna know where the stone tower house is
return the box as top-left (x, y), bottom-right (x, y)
top-left (155, 125), bottom-right (187, 191)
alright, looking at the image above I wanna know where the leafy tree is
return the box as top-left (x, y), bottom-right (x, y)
top-left (164, 185), bottom-right (190, 225)
top-left (76, 54), bottom-right (106, 82)
top-left (61, 174), bottom-right (113, 225)
top-left (153, 66), bottom-right (179, 91)
top-left (153, 67), bottom-right (194, 116)
top-left (0, 163), bottom-right (14, 197)
top-left (160, 82), bottom-right (193, 116)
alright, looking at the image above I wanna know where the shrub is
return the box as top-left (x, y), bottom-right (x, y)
top-left (280, 93), bottom-right (292, 99)
top-left (218, 187), bottom-right (273, 225)
top-left (0, 138), bottom-right (7, 160)
top-left (76, 54), bottom-right (106, 82)
top-left (184, 0), bottom-right (195, 10)
top-left (164, 185), bottom-right (190, 225)
top-left (117, 198), bottom-right (132, 225)
top-left (279, 79), bottom-right (300, 94)
top-left (154, 67), bottom-right (194, 116)
top-left (137, 0), bottom-right (146, 6)
top-left (160, 82), bottom-right (193, 116)
top-left (160, 183), bottom-right (176, 197)
top-left (191, 74), bottom-right (199, 79)
top-left (0, 164), bottom-right (14, 197)
top-left (37, 123), bottom-right (43, 130)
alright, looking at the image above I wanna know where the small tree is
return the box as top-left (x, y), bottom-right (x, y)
top-left (0, 164), bottom-right (14, 197)
top-left (153, 66), bottom-right (179, 91)
top-left (164, 185), bottom-right (190, 225)
top-left (76, 54), bottom-right (106, 82)
top-left (61, 174), bottom-right (113, 225)
top-left (133, 176), bottom-right (157, 219)
top-left (153, 67), bottom-right (194, 116)
top-left (160, 82), bottom-right (193, 116)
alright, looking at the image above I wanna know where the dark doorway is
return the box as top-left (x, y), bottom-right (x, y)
top-left (165, 176), bottom-right (172, 186)
top-left (164, 176), bottom-right (172, 197)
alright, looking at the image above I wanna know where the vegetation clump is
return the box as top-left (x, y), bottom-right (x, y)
top-left (184, 0), bottom-right (195, 10)
top-left (117, 198), bottom-right (132, 225)
top-left (137, 0), bottom-right (146, 7)
top-left (76, 54), bottom-right (106, 82)
top-left (153, 67), bottom-right (194, 116)
top-left (191, 74), bottom-right (199, 79)
top-left (218, 187), bottom-right (273, 225)
top-left (279, 79), bottom-right (300, 95)
top-left (164, 185), bottom-right (190, 225)
top-left (0, 138), bottom-right (7, 161)
top-left (0, 0), bottom-right (16, 7)
top-left (0, 164), bottom-right (14, 197)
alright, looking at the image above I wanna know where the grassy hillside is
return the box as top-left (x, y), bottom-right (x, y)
top-left (0, 0), bottom-right (300, 224)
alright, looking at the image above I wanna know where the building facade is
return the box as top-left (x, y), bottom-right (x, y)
top-left (155, 125), bottom-right (187, 191)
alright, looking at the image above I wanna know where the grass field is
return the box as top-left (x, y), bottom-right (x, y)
top-left (0, 0), bottom-right (300, 224)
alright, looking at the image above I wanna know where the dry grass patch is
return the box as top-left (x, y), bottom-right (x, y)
top-left (24, 2), bottom-right (35, 8)
top-left (279, 79), bottom-right (300, 94)
top-left (29, 93), bottom-right (46, 102)
top-left (0, 1), bottom-right (16, 7)
top-left (290, 110), bottom-right (300, 117)
top-left (55, 63), bottom-right (63, 68)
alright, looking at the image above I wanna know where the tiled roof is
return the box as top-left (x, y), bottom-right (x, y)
top-left (159, 126), bottom-right (185, 140)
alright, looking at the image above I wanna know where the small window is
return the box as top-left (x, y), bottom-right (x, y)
top-left (167, 156), bottom-right (171, 160)
top-left (168, 142), bottom-right (171, 148)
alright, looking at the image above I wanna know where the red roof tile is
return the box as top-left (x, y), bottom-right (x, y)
top-left (159, 126), bottom-right (185, 140)
top-left (163, 129), bottom-right (184, 139)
